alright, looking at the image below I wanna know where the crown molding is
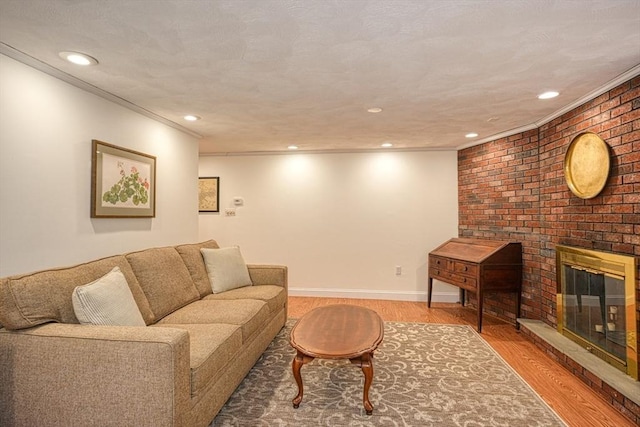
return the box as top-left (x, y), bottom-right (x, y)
top-left (0, 43), bottom-right (202, 139)
top-left (457, 63), bottom-right (640, 150)
top-left (534, 63), bottom-right (640, 128)
top-left (456, 123), bottom-right (538, 150)
top-left (200, 145), bottom-right (456, 157)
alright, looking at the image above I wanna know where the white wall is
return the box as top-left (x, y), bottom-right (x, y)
top-left (199, 151), bottom-right (459, 301)
top-left (0, 55), bottom-right (199, 276)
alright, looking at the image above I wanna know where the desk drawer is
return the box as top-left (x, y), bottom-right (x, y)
top-left (429, 255), bottom-right (448, 269)
top-left (430, 268), bottom-right (477, 290)
top-left (430, 268), bottom-right (448, 282)
top-left (429, 255), bottom-right (477, 289)
top-left (451, 274), bottom-right (477, 290)
top-left (454, 261), bottom-right (477, 277)
top-left (429, 255), bottom-right (450, 281)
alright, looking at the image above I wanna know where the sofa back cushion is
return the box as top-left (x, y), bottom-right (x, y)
top-left (0, 256), bottom-right (155, 330)
top-left (125, 247), bottom-right (200, 321)
top-left (175, 240), bottom-right (220, 298)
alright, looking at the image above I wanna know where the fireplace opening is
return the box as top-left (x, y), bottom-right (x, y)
top-left (556, 245), bottom-right (637, 380)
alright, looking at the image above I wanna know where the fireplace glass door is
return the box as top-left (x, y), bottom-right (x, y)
top-left (556, 244), bottom-right (637, 380)
top-left (562, 265), bottom-right (626, 363)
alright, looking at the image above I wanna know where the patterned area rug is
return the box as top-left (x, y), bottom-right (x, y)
top-left (210, 321), bottom-right (567, 426)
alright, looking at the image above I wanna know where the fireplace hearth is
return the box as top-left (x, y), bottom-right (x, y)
top-left (556, 245), bottom-right (637, 380)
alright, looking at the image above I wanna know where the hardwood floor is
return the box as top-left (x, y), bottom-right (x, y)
top-left (288, 296), bottom-right (635, 427)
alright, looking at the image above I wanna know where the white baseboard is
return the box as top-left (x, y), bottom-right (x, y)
top-left (288, 287), bottom-right (460, 303)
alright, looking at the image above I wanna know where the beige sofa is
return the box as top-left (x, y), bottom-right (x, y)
top-left (0, 240), bottom-right (288, 427)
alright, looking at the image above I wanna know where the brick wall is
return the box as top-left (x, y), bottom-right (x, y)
top-left (458, 74), bottom-right (639, 341)
top-left (458, 75), bottom-right (639, 422)
top-left (458, 129), bottom-right (543, 324)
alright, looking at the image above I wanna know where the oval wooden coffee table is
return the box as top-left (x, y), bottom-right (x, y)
top-left (289, 304), bottom-right (384, 415)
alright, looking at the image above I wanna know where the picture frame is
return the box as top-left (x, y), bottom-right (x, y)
top-left (91, 139), bottom-right (156, 218)
top-left (198, 177), bottom-right (220, 212)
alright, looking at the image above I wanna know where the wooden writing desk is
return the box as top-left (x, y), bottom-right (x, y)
top-left (428, 238), bottom-right (522, 332)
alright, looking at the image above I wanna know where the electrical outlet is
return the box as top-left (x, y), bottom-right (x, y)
top-left (224, 208), bottom-right (236, 217)
top-left (395, 265), bottom-right (402, 276)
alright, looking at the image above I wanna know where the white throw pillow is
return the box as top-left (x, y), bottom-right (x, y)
top-left (72, 266), bottom-right (146, 326)
top-left (201, 246), bottom-right (252, 293)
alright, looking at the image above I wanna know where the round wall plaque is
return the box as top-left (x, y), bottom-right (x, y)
top-left (564, 132), bottom-right (610, 199)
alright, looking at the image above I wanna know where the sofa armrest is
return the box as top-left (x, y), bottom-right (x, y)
top-left (0, 323), bottom-right (191, 427)
top-left (247, 264), bottom-right (288, 289)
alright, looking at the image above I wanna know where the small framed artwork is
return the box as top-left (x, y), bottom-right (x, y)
top-left (199, 177), bottom-right (220, 212)
top-left (91, 140), bottom-right (156, 218)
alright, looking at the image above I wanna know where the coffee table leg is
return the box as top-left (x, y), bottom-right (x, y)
top-left (351, 353), bottom-right (374, 415)
top-left (292, 351), bottom-right (313, 408)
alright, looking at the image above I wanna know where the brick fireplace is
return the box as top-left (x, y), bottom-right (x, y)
top-left (457, 74), bottom-right (639, 423)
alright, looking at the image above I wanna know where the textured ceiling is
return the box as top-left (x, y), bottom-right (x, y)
top-left (1, 0), bottom-right (639, 154)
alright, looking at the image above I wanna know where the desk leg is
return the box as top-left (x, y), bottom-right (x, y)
top-left (427, 277), bottom-right (433, 308)
top-left (516, 290), bottom-right (522, 330)
top-left (477, 288), bottom-right (483, 333)
top-left (292, 351), bottom-right (314, 408)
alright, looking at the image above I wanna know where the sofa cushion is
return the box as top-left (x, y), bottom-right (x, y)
top-left (72, 267), bottom-right (146, 326)
top-left (201, 247), bottom-right (252, 294)
top-left (175, 240), bottom-right (220, 298)
top-left (125, 247), bottom-right (200, 321)
top-left (0, 256), bottom-right (155, 330)
top-left (156, 300), bottom-right (270, 342)
top-left (203, 285), bottom-right (286, 315)
top-left (152, 323), bottom-right (242, 398)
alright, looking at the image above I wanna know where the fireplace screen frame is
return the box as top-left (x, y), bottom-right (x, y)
top-left (556, 245), bottom-right (637, 380)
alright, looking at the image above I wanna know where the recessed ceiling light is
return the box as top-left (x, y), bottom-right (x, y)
top-left (465, 132), bottom-right (479, 138)
top-left (367, 107), bottom-right (383, 113)
top-left (288, 145), bottom-right (299, 150)
top-left (538, 91), bottom-right (559, 100)
top-left (59, 51), bottom-right (98, 66)
top-left (184, 115), bottom-right (201, 121)
top-left (381, 142), bottom-right (393, 148)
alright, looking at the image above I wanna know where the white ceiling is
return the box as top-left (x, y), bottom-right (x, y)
top-left (1, 0), bottom-right (639, 154)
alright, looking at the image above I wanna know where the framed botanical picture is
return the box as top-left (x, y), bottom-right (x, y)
top-left (198, 177), bottom-right (219, 212)
top-left (91, 140), bottom-right (156, 218)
